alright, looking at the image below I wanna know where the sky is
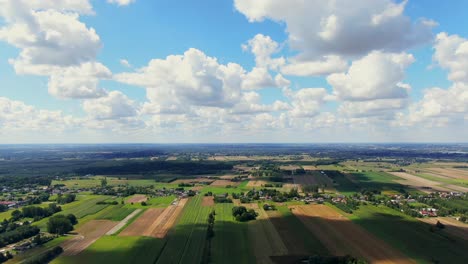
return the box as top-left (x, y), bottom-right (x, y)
top-left (0, 0), bottom-right (467, 143)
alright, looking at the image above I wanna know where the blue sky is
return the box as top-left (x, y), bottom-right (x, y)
top-left (0, 0), bottom-right (467, 143)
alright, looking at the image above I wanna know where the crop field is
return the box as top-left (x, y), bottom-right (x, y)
top-left (60, 220), bottom-right (118, 256)
top-left (54, 236), bottom-right (165, 264)
top-left (291, 204), bottom-right (415, 264)
top-left (52, 177), bottom-right (177, 189)
top-left (349, 205), bottom-right (468, 263)
top-left (293, 171), bottom-right (335, 191)
top-left (155, 196), bottom-right (212, 264)
top-left (95, 205), bottom-right (136, 221)
top-left (389, 172), bottom-right (462, 193)
top-left (210, 179), bottom-right (240, 186)
top-left (247, 205), bottom-right (288, 263)
top-left (126, 194), bottom-right (147, 203)
top-left (202, 196), bottom-right (214, 206)
top-left (119, 208), bottom-right (165, 236)
top-left (211, 203), bottom-right (254, 264)
top-left (418, 217), bottom-right (468, 241)
top-left (266, 206), bottom-right (329, 256)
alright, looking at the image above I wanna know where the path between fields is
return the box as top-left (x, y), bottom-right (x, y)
top-left (291, 204), bottom-right (416, 264)
top-left (106, 209), bottom-right (142, 235)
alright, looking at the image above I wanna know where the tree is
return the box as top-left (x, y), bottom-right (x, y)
top-left (101, 177), bottom-right (108, 187)
top-left (11, 210), bottom-right (22, 221)
top-left (66, 214), bottom-right (78, 225)
top-left (47, 215), bottom-right (74, 235)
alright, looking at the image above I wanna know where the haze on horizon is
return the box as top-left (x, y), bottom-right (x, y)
top-left (0, 0), bottom-right (467, 143)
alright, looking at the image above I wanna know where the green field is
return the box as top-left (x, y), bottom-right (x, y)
top-left (348, 205), bottom-right (468, 263)
top-left (53, 236), bottom-right (165, 264)
top-left (156, 196), bottom-right (212, 264)
top-left (211, 203), bottom-right (255, 264)
top-left (52, 177), bottom-right (178, 189)
top-left (94, 205), bottom-right (136, 221)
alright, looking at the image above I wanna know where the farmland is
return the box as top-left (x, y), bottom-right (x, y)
top-left (1, 144), bottom-right (467, 264)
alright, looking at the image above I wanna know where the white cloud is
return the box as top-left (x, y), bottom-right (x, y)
top-left (287, 88), bottom-right (328, 118)
top-left (235, 0), bottom-right (434, 59)
top-left (242, 34), bottom-right (285, 70)
top-left (0, 0), bottom-right (109, 99)
top-left (328, 51), bottom-right (414, 101)
top-left (0, 96), bottom-right (76, 132)
top-left (281, 55), bottom-right (348, 76)
top-left (433, 32), bottom-right (468, 83)
top-left (107, 0), bottom-right (136, 6)
top-left (83, 91), bottom-right (138, 120)
top-left (116, 48), bottom-right (279, 115)
top-left (120, 59), bottom-right (132, 68)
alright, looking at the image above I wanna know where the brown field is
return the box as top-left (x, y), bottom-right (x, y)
top-left (191, 186), bottom-right (204, 191)
top-left (418, 217), bottom-right (468, 241)
top-left (210, 180), bottom-right (239, 186)
top-left (388, 172), bottom-right (454, 193)
top-left (119, 208), bottom-right (165, 236)
top-left (61, 220), bottom-right (118, 256)
top-left (202, 196), bottom-right (214, 206)
top-left (280, 183), bottom-right (298, 192)
top-left (219, 174), bottom-right (238, 179)
top-left (266, 210), bottom-right (310, 255)
top-left (425, 168), bottom-right (468, 180)
top-left (247, 180), bottom-right (269, 187)
top-left (120, 198), bottom-right (188, 238)
top-left (291, 205), bottom-right (415, 264)
top-left (279, 165), bottom-right (301, 170)
top-left (248, 207), bottom-right (288, 263)
top-left (126, 194), bottom-right (147, 203)
top-left (172, 178), bottom-right (214, 184)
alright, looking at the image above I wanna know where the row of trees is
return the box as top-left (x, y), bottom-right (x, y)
top-left (12, 203), bottom-right (62, 222)
top-left (0, 224), bottom-right (40, 247)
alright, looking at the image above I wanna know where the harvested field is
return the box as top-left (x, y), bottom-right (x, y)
top-left (61, 220), bottom-right (118, 256)
top-left (248, 207), bottom-right (288, 263)
top-left (210, 180), bottom-right (239, 186)
top-left (120, 198), bottom-right (188, 238)
top-left (202, 196), bottom-right (214, 206)
top-left (388, 172), bottom-right (454, 193)
top-left (219, 174), bottom-right (238, 179)
top-left (425, 168), bottom-right (468, 180)
top-left (119, 208), bottom-right (165, 236)
top-left (106, 209), bottom-right (142, 235)
top-left (247, 180), bottom-right (268, 187)
top-left (418, 217), bottom-right (468, 241)
top-left (172, 178), bottom-right (214, 184)
top-left (291, 204), bottom-right (415, 264)
top-left (126, 195), bottom-right (147, 203)
top-left (191, 186), bottom-right (204, 191)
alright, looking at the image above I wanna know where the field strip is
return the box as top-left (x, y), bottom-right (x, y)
top-left (248, 206), bottom-right (288, 263)
top-left (426, 168), bottom-right (468, 180)
top-left (61, 220), bottom-right (118, 256)
top-left (388, 172), bottom-right (455, 193)
top-left (127, 195), bottom-right (147, 203)
top-left (150, 198), bottom-right (188, 238)
top-left (106, 209), bottom-right (142, 235)
top-left (291, 204), bottom-right (416, 264)
top-left (119, 208), bottom-right (165, 237)
top-left (418, 217), bottom-right (468, 241)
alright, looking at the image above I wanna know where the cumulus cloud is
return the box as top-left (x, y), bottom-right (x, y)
top-left (120, 59), bottom-right (132, 68)
top-left (115, 48), bottom-right (280, 115)
top-left (328, 51), bottom-right (414, 101)
top-left (83, 91), bottom-right (138, 120)
top-left (242, 34), bottom-right (285, 70)
top-left (0, 0), bottom-right (109, 99)
top-left (0, 96), bottom-right (76, 132)
top-left (433, 32), bottom-right (468, 83)
top-left (235, 0), bottom-right (434, 59)
top-left (287, 88), bottom-right (329, 118)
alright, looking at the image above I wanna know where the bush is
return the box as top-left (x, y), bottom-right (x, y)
top-left (47, 215), bottom-right (75, 235)
top-left (232, 206), bottom-right (257, 222)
